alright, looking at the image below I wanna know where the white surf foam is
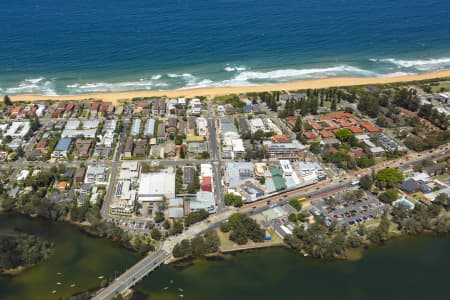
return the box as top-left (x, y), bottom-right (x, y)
top-left (233, 65), bottom-right (377, 81)
top-left (374, 57), bottom-right (450, 71)
top-left (224, 65), bottom-right (247, 72)
top-left (5, 77), bottom-right (57, 95)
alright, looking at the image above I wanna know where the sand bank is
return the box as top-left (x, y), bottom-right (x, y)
top-left (8, 70), bottom-right (450, 105)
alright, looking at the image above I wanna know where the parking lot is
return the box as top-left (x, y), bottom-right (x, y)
top-left (311, 191), bottom-right (386, 226)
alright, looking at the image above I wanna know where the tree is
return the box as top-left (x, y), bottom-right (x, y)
top-left (170, 221), bottom-right (184, 235)
top-left (204, 230), bottom-right (219, 253)
top-left (359, 175), bottom-right (372, 190)
top-left (288, 213), bottom-right (297, 223)
top-left (335, 128), bottom-right (353, 143)
top-left (3, 95), bottom-right (12, 106)
top-left (154, 211), bottom-right (165, 223)
top-left (200, 151), bottom-right (210, 159)
top-left (173, 239), bottom-right (191, 258)
top-left (378, 189), bottom-right (398, 204)
top-left (288, 199), bottom-right (302, 211)
top-left (434, 193), bottom-right (449, 208)
top-left (191, 236), bottom-right (207, 257)
top-left (375, 168), bottom-right (404, 188)
top-left (293, 118), bottom-right (303, 133)
top-left (184, 209), bottom-right (209, 227)
top-left (309, 142), bottom-right (321, 154)
top-left (224, 193), bottom-right (243, 207)
top-left (150, 228), bottom-right (162, 240)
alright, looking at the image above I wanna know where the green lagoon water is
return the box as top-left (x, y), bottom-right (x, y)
top-left (0, 214), bottom-right (139, 300)
top-left (1, 213), bottom-right (449, 300)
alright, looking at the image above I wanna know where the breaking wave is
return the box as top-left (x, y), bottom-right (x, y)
top-left (2, 56), bottom-right (450, 95)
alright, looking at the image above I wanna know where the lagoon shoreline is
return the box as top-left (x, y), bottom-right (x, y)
top-left (7, 69), bottom-right (450, 105)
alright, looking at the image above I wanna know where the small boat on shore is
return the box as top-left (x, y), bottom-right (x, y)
top-left (178, 288), bottom-right (184, 292)
top-left (51, 290), bottom-right (56, 294)
top-left (179, 295), bottom-right (184, 298)
top-left (98, 276), bottom-right (104, 279)
top-left (56, 282), bottom-right (61, 285)
top-left (163, 287), bottom-right (168, 290)
top-left (70, 284), bottom-right (76, 287)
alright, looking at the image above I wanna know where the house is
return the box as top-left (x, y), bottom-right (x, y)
top-left (74, 167), bottom-right (86, 185)
top-left (85, 165), bottom-right (107, 184)
top-left (183, 166), bottom-right (196, 185)
top-left (133, 139), bottom-right (146, 157)
top-left (187, 117), bottom-right (196, 135)
top-left (123, 138), bottom-right (134, 158)
top-left (167, 117), bottom-right (178, 133)
top-left (52, 138), bottom-right (72, 159)
top-left (35, 138), bottom-right (49, 154)
top-left (73, 139), bottom-right (92, 159)
top-left (164, 142), bottom-right (176, 158)
top-left (157, 123), bottom-right (166, 142)
top-left (303, 131), bottom-right (317, 140)
top-left (90, 102), bottom-right (100, 116)
top-left (196, 117), bottom-right (207, 136)
top-left (57, 181), bottom-right (69, 192)
top-left (178, 121), bottom-right (186, 135)
top-left (152, 99), bottom-right (166, 115)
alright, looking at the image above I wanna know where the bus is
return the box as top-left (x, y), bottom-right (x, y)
top-left (298, 197), bottom-right (307, 202)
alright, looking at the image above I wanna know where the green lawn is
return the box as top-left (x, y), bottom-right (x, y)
top-left (431, 81), bottom-right (450, 93)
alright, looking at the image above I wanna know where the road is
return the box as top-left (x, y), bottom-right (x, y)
top-left (93, 249), bottom-right (170, 300)
top-left (207, 104), bottom-right (225, 212)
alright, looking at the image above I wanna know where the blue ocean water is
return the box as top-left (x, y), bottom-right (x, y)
top-left (1, 0), bottom-right (450, 95)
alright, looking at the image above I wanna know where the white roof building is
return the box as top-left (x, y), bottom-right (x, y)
top-left (61, 129), bottom-right (97, 138)
top-left (5, 121), bottom-right (30, 138)
top-left (196, 117), bottom-right (207, 136)
top-left (145, 118), bottom-right (156, 137)
top-left (190, 191), bottom-right (216, 213)
top-left (138, 168), bottom-right (175, 202)
top-left (65, 120), bottom-right (81, 130)
top-left (131, 118), bottom-right (141, 136)
top-left (200, 164), bottom-right (213, 178)
top-left (279, 160), bottom-right (293, 176)
top-left (17, 170), bottom-right (30, 181)
top-left (249, 118), bottom-right (266, 133)
top-left (82, 120), bottom-right (100, 129)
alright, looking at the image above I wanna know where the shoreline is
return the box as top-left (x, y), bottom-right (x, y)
top-left (7, 69), bottom-right (450, 105)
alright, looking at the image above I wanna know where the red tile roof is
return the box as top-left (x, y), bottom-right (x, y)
top-left (319, 130), bottom-right (333, 138)
top-left (308, 120), bottom-right (322, 130)
top-left (303, 131), bottom-right (317, 140)
top-left (348, 126), bottom-right (363, 134)
top-left (361, 122), bottom-right (381, 132)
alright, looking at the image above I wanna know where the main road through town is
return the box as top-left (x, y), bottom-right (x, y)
top-left (93, 144), bottom-right (449, 299)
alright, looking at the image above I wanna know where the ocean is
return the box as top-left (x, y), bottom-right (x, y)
top-left (1, 0), bottom-right (450, 95)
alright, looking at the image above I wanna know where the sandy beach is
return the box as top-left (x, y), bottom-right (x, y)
top-left (8, 70), bottom-right (450, 105)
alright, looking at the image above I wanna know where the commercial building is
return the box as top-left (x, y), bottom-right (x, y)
top-left (265, 141), bottom-right (306, 160)
top-left (225, 162), bottom-right (254, 188)
top-left (189, 191), bottom-right (216, 213)
top-left (137, 168), bottom-right (175, 203)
